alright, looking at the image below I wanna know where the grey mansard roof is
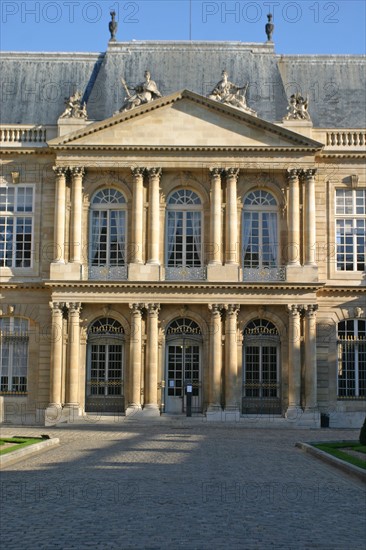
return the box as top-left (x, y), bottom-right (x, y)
top-left (1, 41), bottom-right (365, 128)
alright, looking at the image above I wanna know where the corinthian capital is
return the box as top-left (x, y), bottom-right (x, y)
top-left (53, 166), bottom-right (68, 177)
top-left (131, 166), bottom-right (145, 178)
top-left (224, 304), bottom-right (240, 315)
top-left (301, 168), bottom-right (317, 181)
top-left (286, 168), bottom-right (300, 182)
top-left (208, 303), bottom-right (223, 316)
top-left (147, 167), bottom-right (162, 181)
top-left (70, 166), bottom-right (85, 178)
top-left (209, 167), bottom-right (222, 179)
top-left (225, 167), bottom-right (239, 180)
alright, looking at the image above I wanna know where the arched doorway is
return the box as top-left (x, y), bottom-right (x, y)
top-left (242, 319), bottom-right (281, 415)
top-left (85, 317), bottom-right (125, 413)
top-left (165, 318), bottom-right (203, 414)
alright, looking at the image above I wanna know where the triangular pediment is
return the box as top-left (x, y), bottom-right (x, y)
top-left (48, 90), bottom-right (323, 150)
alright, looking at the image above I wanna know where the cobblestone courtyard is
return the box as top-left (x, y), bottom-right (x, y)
top-left (1, 419), bottom-right (365, 550)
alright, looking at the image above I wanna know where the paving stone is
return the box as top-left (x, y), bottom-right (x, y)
top-left (0, 421), bottom-right (365, 549)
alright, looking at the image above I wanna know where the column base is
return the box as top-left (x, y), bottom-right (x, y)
top-left (125, 404), bottom-right (143, 418)
top-left (206, 405), bottom-right (224, 421)
top-left (222, 406), bottom-right (240, 422)
top-left (285, 407), bottom-right (320, 427)
top-left (142, 404), bottom-right (161, 417)
top-left (45, 404), bottom-right (63, 426)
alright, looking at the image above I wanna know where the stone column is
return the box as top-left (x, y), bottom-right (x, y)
top-left (52, 167), bottom-right (67, 262)
top-left (128, 303), bottom-right (144, 414)
top-left (147, 168), bottom-right (162, 265)
top-left (302, 169), bottom-right (317, 266)
top-left (208, 304), bottom-right (223, 410)
top-left (287, 169), bottom-right (301, 265)
top-left (144, 303), bottom-right (160, 416)
top-left (131, 167), bottom-right (145, 264)
top-left (225, 168), bottom-right (239, 264)
top-left (286, 305), bottom-right (302, 416)
top-left (70, 167), bottom-right (85, 263)
top-left (65, 302), bottom-right (81, 412)
top-left (304, 305), bottom-right (318, 410)
top-left (225, 304), bottom-right (240, 410)
top-left (49, 303), bottom-right (64, 407)
top-left (209, 168), bottom-right (222, 265)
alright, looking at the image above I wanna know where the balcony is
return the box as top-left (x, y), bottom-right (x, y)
top-left (0, 124), bottom-right (56, 147)
top-left (243, 266), bottom-right (286, 282)
top-left (88, 265), bottom-right (128, 281)
top-left (165, 266), bottom-right (207, 281)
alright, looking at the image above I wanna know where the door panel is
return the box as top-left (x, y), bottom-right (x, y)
top-left (165, 342), bottom-right (202, 413)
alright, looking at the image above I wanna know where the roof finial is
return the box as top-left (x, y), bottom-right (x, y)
top-left (265, 13), bottom-right (274, 42)
top-left (109, 11), bottom-right (118, 41)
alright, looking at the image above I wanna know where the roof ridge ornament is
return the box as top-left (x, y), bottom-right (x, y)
top-left (109, 11), bottom-right (118, 41)
top-left (265, 13), bottom-right (274, 42)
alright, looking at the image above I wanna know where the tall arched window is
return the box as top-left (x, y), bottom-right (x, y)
top-left (165, 190), bottom-right (204, 280)
top-left (89, 189), bottom-right (127, 280)
top-left (242, 190), bottom-right (279, 278)
top-left (338, 319), bottom-right (365, 398)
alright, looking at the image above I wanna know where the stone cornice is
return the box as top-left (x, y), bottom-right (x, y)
top-left (48, 145), bottom-right (322, 154)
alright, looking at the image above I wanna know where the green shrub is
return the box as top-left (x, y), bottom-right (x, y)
top-left (360, 417), bottom-right (366, 446)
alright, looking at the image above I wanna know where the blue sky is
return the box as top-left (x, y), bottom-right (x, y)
top-left (1, 1), bottom-right (365, 54)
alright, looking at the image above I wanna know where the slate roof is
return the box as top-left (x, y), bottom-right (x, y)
top-left (1, 42), bottom-right (365, 128)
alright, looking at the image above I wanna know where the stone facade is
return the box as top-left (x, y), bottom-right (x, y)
top-left (0, 41), bottom-right (365, 427)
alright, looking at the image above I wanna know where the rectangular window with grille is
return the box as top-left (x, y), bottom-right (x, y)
top-left (0, 186), bottom-right (34, 268)
top-left (338, 319), bottom-right (366, 399)
top-left (0, 317), bottom-right (29, 394)
top-left (335, 189), bottom-right (366, 272)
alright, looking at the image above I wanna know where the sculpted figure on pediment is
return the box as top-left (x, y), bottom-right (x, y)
top-left (60, 91), bottom-right (87, 119)
top-left (284, 93), bottom-right (311, 121)
top-left (208, 70), bottom-right (257, 115)
top-left (119, 71), bottom-right (162, 112)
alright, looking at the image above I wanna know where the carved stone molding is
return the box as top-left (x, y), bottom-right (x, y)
top-left (350, 174), bottom-right (359, 189)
